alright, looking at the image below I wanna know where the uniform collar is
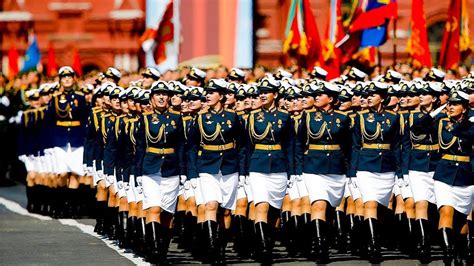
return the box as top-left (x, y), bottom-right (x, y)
top-left (262, 106), bottom-right (277, 113)
top-left (209, 107), bottom-right (224, 114)
top-left (154, 108), bottom-right (167, 115)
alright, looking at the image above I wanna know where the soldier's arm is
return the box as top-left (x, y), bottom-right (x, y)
top-left (186, 116), bottom-right (200, 180)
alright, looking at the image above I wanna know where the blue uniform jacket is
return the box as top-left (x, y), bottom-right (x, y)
top-left (402, 110), bottom-right (441, 173)
top-left (351, 109), bottom-right (402, 178)
top-left (135, 109), bottom-right (185, 178)
top-left (102, 111), bottom-right (121, 176)
top-left (45, 90), bottom-right (88, 148)
top-left (413, 114), bottom-right (474, 186)
top-left (296, 109), bottom-right (351, 176)
top-left (246, 107), bottom-right (295, 177)
top-left (187, 108), bottom-right (247, 179)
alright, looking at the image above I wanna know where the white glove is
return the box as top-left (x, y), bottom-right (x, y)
top-left (287, 175), bottom-right (297, 188)
top-left (180, 175), bottom-right (187, 185)
top-left (107, 175), bottom-right (115, 184)
top-left (190, 178), bottom-right (198, 189)
top-left (8, 117), bottom-right (15, 124)
top-left (83, 164), bottom-right (88, 175)
top-left (15, 111), bottom-right (23, 124)
top-left (117, 181), bottom-right (126, 198)
top-left (136, 176), bottom-right (143, 187)
top-left (296, 175), bottom-right (303, 181)
top-left (396, 177), bottom-right (404, 188)
top-left (238, 175), bottom-right (245, 188)
top-left (184, 180), bottom-right (191, 190)
top-left (349, 177), bottom-right (358, 189)
top-left (0, 96), bottom-right (10, 107)
top-left (430, 103), bottom-right (447, 118)
top-left (244, 176), bottom-right (250, 185)
top-left (403, 175), bottom-right (410, 187)
top-left (96, 169), bottom-right (104, 179)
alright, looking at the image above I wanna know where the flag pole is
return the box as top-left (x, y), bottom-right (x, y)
top-left (392, 18), bottom-right (397, 66)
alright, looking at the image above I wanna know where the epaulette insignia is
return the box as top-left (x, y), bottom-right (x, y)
top-left (75, 91), bottom-right (84, 96)
top-left (225, 108), bottom-right (235, 113)
top-left (386, 110), bottom-right (396, 115)
top-left (359, 109), bottom-right (369, 114)
top-left (278, 108), bottom-right (288, 114)
top-left (334, 110), bottom-right (347, 116)
top-left (168, 109), bottom-right (180, 115)
top-left (250, 109), bottom-right (262, 114)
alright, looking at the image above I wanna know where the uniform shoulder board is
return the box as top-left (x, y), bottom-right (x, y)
top-left (243, 113), bottom-right (249, 119)
top-left (143, 111), bottom-right (153, 116)
top-left (224, 108), bottom-right (235, 113)
top-left (305, 109), bottom-right (316, 113)
top-left (103, 113), bottom-right (111, 118)
top-left (385, 110), bottom-right (397, 116)
top-left (398, 110), bottom-right (408, 114)
top-left (278, 108), bottom-right (288, 114)
top-left (334, 110), bottom-right (348, 116)
top-left (198, 110), bottom-right (207, 115)
top-left (293, 114), bottom-right (302, 120)
top-left (168, 108), bottom-right (180, 115)
top-left (359, 109), bottom-right (369, 114)
top-left (236, 111), bottom-right (245, 115)
top-left (182, 116), bottom-right (192, 121)
top-left (75, 91), bottom-right (84, 96)
top-left (250, 109), bottom-right (261, 114)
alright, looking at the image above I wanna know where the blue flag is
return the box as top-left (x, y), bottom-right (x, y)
top-left (21, 34), bottom-right (41, 72)
top-left (360, 0), bottom-right (392, 48)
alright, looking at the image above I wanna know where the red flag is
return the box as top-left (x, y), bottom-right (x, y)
top-left (7, 44), bottom-right (19, 79)
top-left (72, 48), bottom-right (83, 77)
top-left (439, 0), bottom-right (461, 69)
top-left (47, 42), bottom-right (58, 76)
top-left (301, 0), bottom-right (322, 69)
top-left (348, 1), bottom-right (398, 33)
top-left (406, 0), bottom-right (432, 68)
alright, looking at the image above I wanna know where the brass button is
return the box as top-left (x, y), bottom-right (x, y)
top-left (456, 163), bottom-right (459, 166)
top-left (379, 152), bottom-right (382, 155)
top-left (219, 153), bottom-right (223, 156)
top-left (268, 153), bottom-right (271, 156)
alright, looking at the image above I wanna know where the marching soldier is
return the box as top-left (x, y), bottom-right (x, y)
top-left (246, 78), bottom-right (295, 264)
top-left (134, 81), bottom-right (185, 263)
top-left (351, 81), bottom-right (403, 263)
top-left (187, 79), bottom-right (247, 263)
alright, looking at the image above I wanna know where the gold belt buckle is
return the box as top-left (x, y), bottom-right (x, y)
top-left (218, 145), bottom-right (224, 151)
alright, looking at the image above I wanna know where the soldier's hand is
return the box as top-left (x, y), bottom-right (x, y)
top-left (349, 177), bottom-right (357, 189)
top-left (184, 180), bottom-right (191, 190)
top-left (430, 103), bottom-right (447, 118)
top-left (396, 177), bottom-right (404, 188)
top-left (287, 175), bottom-right (297, 188)
top-left (244, 176), bottom-right (250, 186)
top-left (403, 175), bottom-right (410, 187)
top-left (96, 170), bottom-right (104, 179)
top-left (296, 175), bottom-right (303, 181)
top-left (190, 178), bottom-right (198, 189)
top-left (117, 181), bottom-right (126, 198)
top-left (180, 175), bottom-right (187, 185)
top-left (238, 176), bottom-right (245, 188)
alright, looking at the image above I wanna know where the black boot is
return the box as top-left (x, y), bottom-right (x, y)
top-left (348, 214), bottom-right (362, 255)
top-left (301, 213), bottom-right (312, 258)
top-left (310, 219), bottom-right (329, 264)
top-left (233, 215), bottom-right (249, 257)
top-left (145, 222), bottom-right (161, 263)
top-left (395, 213), bottom-right (408, 253)
top-left (254, 222), bottom-right (272, 265)
top-left (69, 188), bottom-right (80, 219)
top-left (467, 221), bottom-right (474, 265)
top-left (416, 219), bottom-right (432, 264)
top-left (127, 216), bottom-right (137, 250)
top-left (157, 223), bottom-right (171, 264)
top-left (247, 219), bottom-right (256, 259)
top-left (286, 215), bottom-right (299, 257)
top-left (94, 201), bottom-right (108, 235)
top-left (26, 186), bottom-right (34, 212)
top-left (203, 220), bottom-right (219, 264)
top-left (440, 228), bottom-right (454, 265)
top-left (192, 222), bottom-right (204, 260)
top-left (173, 210), bottom-right (185, 243)
top-left (135, 217), bottom-right (147, 257)
top-left (117, 211), bottom-right (130, 248)
top-left (179, 213), bottom-right (195, 251)
top-left (107, 207), bottom-right (119, 240)
top-left (280, 211), bottom-right (291, 250)
top-left (366, 218), bottom-right (382, 264)
top-left (334, 210), bottom-right (347, 252)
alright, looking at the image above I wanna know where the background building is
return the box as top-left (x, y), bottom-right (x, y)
top-left (0, 0), bottom-right (473, 75)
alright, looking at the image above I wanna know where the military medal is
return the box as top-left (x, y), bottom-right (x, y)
top-left (226, 120), bottom-right (232, 128)
top-left (386, 119), bottom-right (391, 126)
top-left (73, 99), bottom-right (79, 107)
top-left (418, 113), bottom-right (424, 118)
top-left (257, 112), bottom-right (264, 122)
top-left (205, 113), bottom-right (213, 124)
top-left (59, 95), bottom-right (67, 103)
top-left (336, 118), bottom-right (341, 127)
top-left (171, 120), bottom-right (176, 127)
top-left (315, 112), bottom-right (322, 121)
top-left (151, 114), bottom-right (159, 124)
top-left (367, 113), bottom-right (375, 122)
top-left (277, 119), bottom-right (282, 128)
top-left (446, 122), bottom-right (454, 131)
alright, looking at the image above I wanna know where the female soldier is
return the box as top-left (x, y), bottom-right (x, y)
top-left (351, 81), bottom-right (402, 263)
top-left (247, 78), bottom-right (295, 264)
top-left (412, 90), bottom-right (474, 265)
top-left (403, 82), bottom-right (442, 263)
top-left (187, 79), bottom-right (246, 263)
top-left (296, 82), bottom-right (351, 263)
top-left (134, 81), bottom-right (185, 263)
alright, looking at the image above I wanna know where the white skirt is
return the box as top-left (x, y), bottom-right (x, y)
top-left (303, 173), bottom-right (346, 207)
top-left (142, 173), bottom-right (180, 213)
top-left (53, 145), bottom-right (84, 176)
top-left (126, 175), bottom-right (137, 203)
top-left (249, 172), bottom-right (287, 209)
top-left (183, 183), bottom-right (195, 200)
top-left (245, 178), bottom-right (254, 202)
top-left (409, 171), bottom-right (436, 204)
top-left (434, 181), bottom-right (474, 216)
top-left (357, 171), bottom-right (395, 207)
top-left (199, 172), bottom-right (239, 210)
top-left (288, 177), bottom-right (309, 201)
top-left (194, 177), bottom-right (205, 205)
top-left (237, 185), bottom-right (247, 200)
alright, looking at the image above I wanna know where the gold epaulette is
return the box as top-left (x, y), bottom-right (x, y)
top-left (386, 110), bottom-right (397, 115)
top-left (75, 91), bottom-right (84, 96)
top-left (168, 108), bottom-right (180, 115)
top-left (399, 110), bottom-right (409, 114)
top-left (293, 114), bottom-right (302, 120)
top-left (182, 116), bottom-right (192, 121)
top-left (103, 113), bottom-right (111, 118)
top-left (334, 110), bottom-right (348, 116)
top-left (143, 111), bottom-right (153, 116)
top-left (305, 109), bottom-right (316, 113)
top-left (225, 108), bottom-right (235, 113)
top-left (278, 108), bottom-right (288, 114)
top-left (236, 111), bottom-right (245, 115)
top-left (358, 109), bottom-right (369, 114)
top-left (250, 109), bottom-right (262, 114)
